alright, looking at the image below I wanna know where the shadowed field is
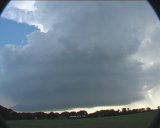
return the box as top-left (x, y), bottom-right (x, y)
top-left (7, 111), bottom-right (157, 128)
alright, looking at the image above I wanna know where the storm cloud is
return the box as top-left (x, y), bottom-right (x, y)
top-left (1, 1), bottom-right (160, 112)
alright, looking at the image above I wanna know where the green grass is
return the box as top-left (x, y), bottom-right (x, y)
top-left (7, 111), bottom-right (157, 128)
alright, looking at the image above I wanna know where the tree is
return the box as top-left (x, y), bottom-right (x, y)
top-left (77, 110), bottom-right (88, 118)
top-left (61, 112), bottom-right (69, 118)
top-left (122, 108), bottom-right (127, 114)
top-left (146, 107), bottom-right (151, 111)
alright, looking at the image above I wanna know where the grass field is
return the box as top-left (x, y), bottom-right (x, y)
top-left (7, 111), bottom-right (157, 128)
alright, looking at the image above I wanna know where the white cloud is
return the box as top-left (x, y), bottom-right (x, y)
top-left (11, 1), bottom-right (37, 11)
top-left (2, 1), bottom-right (45, 32)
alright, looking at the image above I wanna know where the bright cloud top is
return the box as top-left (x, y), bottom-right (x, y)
top-left (1, 1), bottom-right (160, 112)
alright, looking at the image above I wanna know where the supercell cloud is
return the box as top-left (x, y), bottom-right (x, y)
top-left (1, 1), bottom-right (160, 111)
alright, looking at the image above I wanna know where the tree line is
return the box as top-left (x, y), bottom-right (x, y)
top-left (0, 105), bottom-right (156, 120)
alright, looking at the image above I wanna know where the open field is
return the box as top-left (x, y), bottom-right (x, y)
top-left (7, 111), bottom-right (157, 128)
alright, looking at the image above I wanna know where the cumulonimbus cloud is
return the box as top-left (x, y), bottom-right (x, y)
top-left (0, 1), bottom-right (160, 112)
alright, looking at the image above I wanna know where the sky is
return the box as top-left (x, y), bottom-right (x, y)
top-left (0, 17), bottom-right (35, 46)
top-left (0, 1), bottom-right (160, 113)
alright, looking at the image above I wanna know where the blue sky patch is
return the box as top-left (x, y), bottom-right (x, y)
top-left (0, 17), bottom-right (36, 46)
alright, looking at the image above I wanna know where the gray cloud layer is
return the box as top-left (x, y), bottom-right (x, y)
top-left (1, 1), bottom-right (160, 111)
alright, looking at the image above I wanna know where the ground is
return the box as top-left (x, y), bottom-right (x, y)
top-left (7, 111), bottom-right (157, 128)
